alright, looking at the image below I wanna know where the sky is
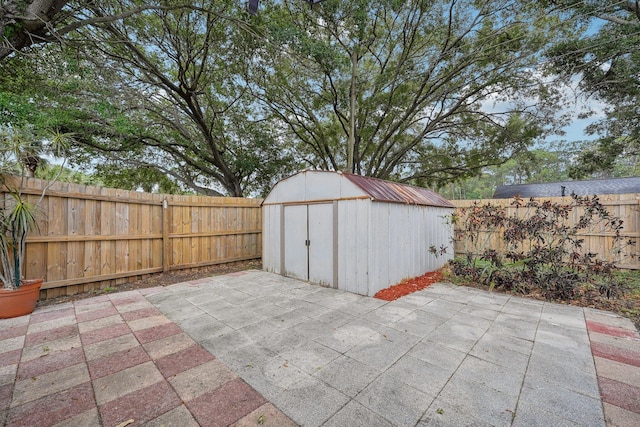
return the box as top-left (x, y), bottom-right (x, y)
top-left (552, 78), bottom-right (608, 145)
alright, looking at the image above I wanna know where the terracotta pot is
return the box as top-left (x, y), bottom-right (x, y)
top-left (0, 278), bottom-right (44, 319)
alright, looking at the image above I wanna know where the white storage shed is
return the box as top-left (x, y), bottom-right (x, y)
top-left (262, 171), bottom-right (455, 297)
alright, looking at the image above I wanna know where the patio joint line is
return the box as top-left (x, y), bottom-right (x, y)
top-left (487, 294), bottom-right (536, 427)
top-left (585, 309), bottom-right (610, 426)
top-left (6, 316), bottom-right (29, 426)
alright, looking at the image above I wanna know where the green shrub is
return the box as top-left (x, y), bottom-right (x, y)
top-left (448, 195), bottom-right (634, 301)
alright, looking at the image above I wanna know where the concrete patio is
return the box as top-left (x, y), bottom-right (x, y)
top-left (1, 270), bottom-right (639, 426)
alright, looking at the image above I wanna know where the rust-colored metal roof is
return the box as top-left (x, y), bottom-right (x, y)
top-left (342, 173), bottom-right (455, 208)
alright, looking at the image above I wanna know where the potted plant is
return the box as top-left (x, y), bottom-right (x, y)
top-left (0, 125), bottom-right (71, 318)
top-left (0, 177), bottom-right (43, 318)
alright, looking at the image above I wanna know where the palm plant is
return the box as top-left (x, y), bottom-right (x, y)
top-left (0, 125), bottom-right (72, 289)
top-left (0, 181), bottom-right (39, 289)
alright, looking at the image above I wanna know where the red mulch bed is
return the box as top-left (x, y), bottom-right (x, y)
top-left (374, 270), bottom-right (444, 301)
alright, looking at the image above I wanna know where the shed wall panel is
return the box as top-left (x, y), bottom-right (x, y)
top-left (339, 177), bottom-right (366, 199)
top-left (338, 200), bottom-right (356, 294)
top-left (306, 173), bottom-right (340, 201)
top-left (409, 205), bottom-right (421, 276)
top-left (337, 199), bottom-right (370, 295)
top-left (387, 205), bottom-right (406, 288)
top-left (262, 205), bottom-right (281, 274)
top-left (356, 200), bottom-right (370, 296)
top-left (365, 204), bottom-right (454, 296)
top-left (279, 177), bottom-right (306, 203)
top-left (368, 203), bottom-right (390, 296)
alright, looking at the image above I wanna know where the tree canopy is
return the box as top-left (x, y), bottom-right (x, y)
top-left (3, 0), bottom-right (628, 196)
top-left (0, 1), bottom-right (202, 61)
top-left (544, 1), bottom-right (640, 178)
top-left (248, 0), bottom-right (570, 187)
top-left (3, 1), bottom-right (298, 196)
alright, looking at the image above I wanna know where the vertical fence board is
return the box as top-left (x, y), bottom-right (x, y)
top-left (171, 200), bottom-right (183, 267)
top-left (46, 194), bottom-right (66, 282)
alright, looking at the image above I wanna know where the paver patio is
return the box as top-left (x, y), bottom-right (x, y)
top-left (1, 270), bottom-right (639, 426)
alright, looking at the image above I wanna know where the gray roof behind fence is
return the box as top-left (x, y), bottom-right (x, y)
top-left (493, 177), bottom-right (640, 198)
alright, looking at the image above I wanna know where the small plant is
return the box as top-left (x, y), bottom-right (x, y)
top-left (0, 182), bottom-right (39, 289)
top-left (449, 195), bottom-right (634, 301)
top-left (0, 125), bottom-right (72, 289)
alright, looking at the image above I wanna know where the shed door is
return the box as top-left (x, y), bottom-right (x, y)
top-left (283, 205), bottom-right (308, 280)
top-left (283, 203), bottom-right (335, 286)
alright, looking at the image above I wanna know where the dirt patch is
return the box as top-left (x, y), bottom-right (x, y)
top-left (36, 259), bottom-right (262, 308)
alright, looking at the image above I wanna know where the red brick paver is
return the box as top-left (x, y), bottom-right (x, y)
top-left (591, 341), bottom-right (640, 368)
top-left (587, 320), bottom-right (639, 339)
top-left (0, 289), bottom-right (296, 427)
top-left (23, 324), bottom-right (78, 346)
top-left (586, 310), bottom-right (640, 427)
top-left (16, 347), bottom-right (84, 380)
top-left (598, 377), bottom-right (640, 414)
top-left (155, 344), bottom-right (216, 378)
top-left (133, 321), bottom-right (182, 344)
top-left (187, 378), bottom-right (267, 427)
top-left (5, 382), bottom-right (95, 427)
top-left (0, 325), bottom-right (27, 341)
top-left (98, 380), bottom-right (181, 427)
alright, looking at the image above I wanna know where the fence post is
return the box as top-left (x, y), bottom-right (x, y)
top-left (162, 198), bottom-right (170, 272)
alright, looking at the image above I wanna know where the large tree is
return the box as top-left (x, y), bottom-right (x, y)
top-left (248, 0), bottom-right (571, 187)
top-left (3, 0), bottom-right (577, 195)
top-left (1, 1), bottom-right (296, 196)
top-left (0, 1), bottom-right (203, 61)
top-left (544, 1), bottom-right (640, 178)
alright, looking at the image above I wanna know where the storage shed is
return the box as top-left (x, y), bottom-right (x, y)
top-left (262, 171), bottom-right (455, 297)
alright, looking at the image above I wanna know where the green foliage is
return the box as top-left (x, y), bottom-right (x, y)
top-left (0, 125), bottom-right (72, 178)
top-left (544, 1), bottom-right (640, 178)
top-left (1, 2), bottom-right (299, 197)
top-left (0, 185), bottom-right (39, 288)
top-left (90, 165), bottom-right (184, 194)
top-left (0, 124), bottom-right (73, 288)
top-left (251, 0), bottom-right (569, 186)
top-left (0, 1), bottom-right (587, 196)
top-left (35, 164), bottom-right (100, 186)
top-left (451, 195), bottom-right (632, 301)
top-left (437, 143), bottom-right (582, 199)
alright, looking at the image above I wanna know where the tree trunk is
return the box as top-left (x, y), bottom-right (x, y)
top-left (347, 49), bottom-right (357, 172)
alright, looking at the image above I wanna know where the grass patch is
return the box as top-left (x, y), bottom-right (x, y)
top-left (616, 270), bottom-right (640, 296)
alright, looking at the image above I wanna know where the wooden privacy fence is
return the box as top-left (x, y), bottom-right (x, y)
top-left (451, 193), bottom-right (640, 270)
top-left (1, 177), bottom-right (262, 299)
